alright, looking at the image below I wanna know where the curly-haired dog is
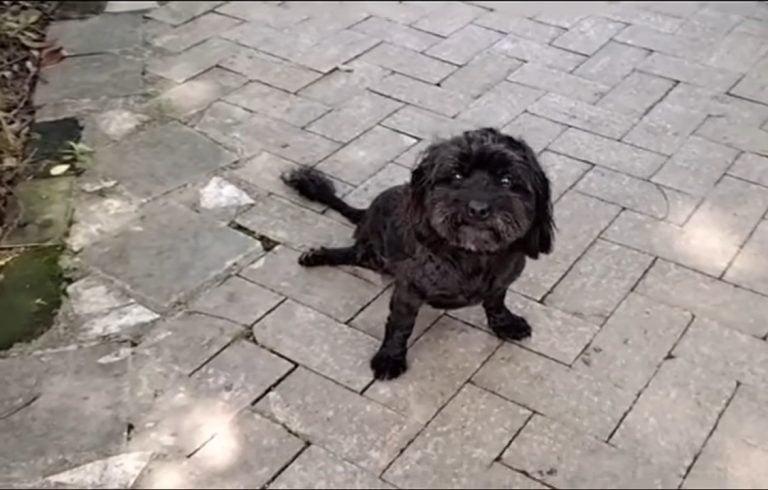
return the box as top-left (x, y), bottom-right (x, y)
top-left (282, 127), bottom-right (554, 380)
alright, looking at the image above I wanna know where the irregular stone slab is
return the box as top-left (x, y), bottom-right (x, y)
top-left (474, 344), bottom-right (635, 439)
top-left (35, 54), bottom-right (142, 105)
top-left (503, 416), bottom-right (677, 489)
top-left (96, 122), bottom-right (236, 200)
top-left (148, 68), bottom-right (245, 120)
top-left (93, 109), bottom-right (150, 141)
top-left (545, 239), bottom-right (653, 325)
top-left (66, 276), bottom-right (133, 317)
top-left (240, 247), bottom-right (382, 323)
top-left (611, 357), bottom-right (735, 480)
top-left (66, 193), bottom-right (139, 252)
top-left (272, 445), bottom-right (392, 490)
top-left (80, 303), bottom-right (159, 340)
top-left (350, 287), bottom-right (441, 344)
top-left (194, 101), bottom-right (260, 156)
top-left (366, 317), bottom-right (498, 423)
top-left (147, 38), bottom-right (237, 83)
top-left (42, 452), bottom-right (153, 489)
top-left (46, 13), bottom-right (142, 55)
top-left (198, 177), bottom-right (253, 210)
top-left (451, 290), bottom-right (599, 365)
top-left (384, 384), bottom-right (530, 488)
top-left (189, 276), bottom-right (282, 326)
top-left (0, 344), bottom-right (130, 480)
top-left (576, 293), bottom-right (691, 393)
top-left (147, 1), bottom-right (223, 25)
top-left (151, 12), bottom-right (239, 52)
top-left (255, 368), bottom-right (419, 474)
top-left (255, 300), bottom-right (378, 391)
top-left (2, 177), bottom-right (73, 246)
top-left (683, 388), bottom-right (768, 489)
top-left (85, 200), bottom-right (259, 311)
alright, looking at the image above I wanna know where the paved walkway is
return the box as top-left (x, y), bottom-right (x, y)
top-left (3, 1), bottom-right (768, 488)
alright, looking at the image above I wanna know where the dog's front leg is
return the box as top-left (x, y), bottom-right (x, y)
top-left (370, 284), bottom-right (422, 380)
top-left (483, 289), bottom-right (532, 341)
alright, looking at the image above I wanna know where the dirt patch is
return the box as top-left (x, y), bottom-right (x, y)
top-left (0, 1), bottom-right (59, 238)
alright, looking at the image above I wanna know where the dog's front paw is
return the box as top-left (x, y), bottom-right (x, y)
top-left (298, 248), bottom-right (325, 267)
top-left (370, 349), bottom-right (407, 380)
top-left (489, 311), bottom-right (532, 341)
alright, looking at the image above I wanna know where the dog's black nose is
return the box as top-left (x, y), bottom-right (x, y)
top-left (467, 200), bottom-right (490, 220)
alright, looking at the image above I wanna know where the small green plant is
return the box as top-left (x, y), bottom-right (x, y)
top-left (61, 141), bottom-right (94, 167)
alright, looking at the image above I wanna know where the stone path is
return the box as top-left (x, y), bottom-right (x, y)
top-left (3, 1), bottom-right (768, 488)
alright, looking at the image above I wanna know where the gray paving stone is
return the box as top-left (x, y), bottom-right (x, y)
top-left (576, 42), bottom-right (652, 88)
top-left (255, 300), bottom-right (378, 391)
top-left (696, 117), bottom-right (768, 156)
top-left (298, 61), bottom-right (390, 108)
top-left (603, 5), bottom-right (683, 33)
top-left (255, 368), bottom-right (419, 474)
top-left (236, 195), bottom-right (353, 250)
top-left (577, 166), bottom-right (699, 224)
top-left (292, 29), bottom-right (379, 73)
top-left (148, 0), bottom-right (223, 25)
top-left (412, 2), bottom-right (485, 36)
top-left (86, 201), bottom-right (258, 310)
top-left (611, 357), bottom-right (735, 480)
top-left (371, 73), bottom-right (471, 117)
top-left (344, 163), bottom-right (411, 209)
top-left (552, 16), bottom-right (626, 55)
top-left (47, 13), bottom-right (142, 55)
top-left (725, 220), bottom-right (768, 296)
top-left (240, 247), bottom-right (382, 323)
top-left (307, 92), bottom-right (403, 143)
top-left (615, 24), bottom-right (711, 60)
top-left (651, 136), bottom-right (739, 196)
top-left (538, 151), bottom-right (591, 201)
top-left (151, 12), bottom-right (239, 52)
top-left (290, 8), bottom-right (370, 40)
top-left (34, 54), bottom-right (142, 104)
top-left (576, 293), bottom-right (691, 393)
top-left (317, 126), bottom-right (416, 185)
top-left (733, 18), bottom-right (768, 38)
top-left (220, 21), bottom-right (313, 61)
top-left (451, 289), bottom-right (600, 365)
top-left (147, 38), bottom-right (238, 83)
top-left (503, 415), bottom-right (677, 489)
top-left (440, 52), bottom-right (522, 98)
top-left (638, 53), bottom-right (742, 92)
top-left (596, 71), bottom-right (674, 118)
top-left (0, 344), bottom-right (129, 481)
top-left (728, 152), bottom-right (768, 188)
top-left (271, 445), bottom-right (392, 490)
top-left (533, 9), bottom-right (587, 29)
top-left (384, 384), bottom-right (530, 489)
top-left (639, 261), bottom-right (768, 338)
top-left (352, 15), bottom-right (441, 51)
top-left (623, 101), bottom-right (708, 155)
top-left (220, 47), bottom-right (322, 93)
top-left (503, 113), bottom-right (566, 154)
top-left (458, 81), bottom-right (542, 128)
top-left (147, 67), bottom-right (245, 119)
top-left (730, 55), bottom-right (768, 106)
top-left (137, 411), bottom-right (304, 489)
top-left (425, 24), bottom-right (503, 65)
top-left (527, 93), bottom-right (635, 140)
top-left (704, 31), bottom-right (768, 73)
top-left (234, 113), bottom-right (341, 164)
top-left (672, 82), bottom-right (768, 125)
top-left (509, 62), bottom-right (610, 103)
top-left (493, 34), bottom-right (587, 72)
top-left (214, 1), bottom-right (305, 26)
top-left (474, 344), bottom-right (635, 439)
top-left (366, 317), bottom-right (498, 423)
top-left (676, 7), bottom-right (743, 39)
top-left (545, 239), bottom-right (653, 324)
top-left (512, 191), bottom-right (621, 300)
top-left (189, 276), bottom-right (283, 326)
top-left (474, 12), bottom-right (564, 42)
top-left (361, 43), bottom-right (456, 84)
top-left (194, 101), bottom-right (262, 156)
top-left (224, 81), bottom-right (329, 126)
top-left (394, 139), bottom-right (430, 168)
top-left (682, 387), bottom-right (768, 489)
top-left (350, 287), bottom-right (441, 344)
top-left (95, 122), bottom-right (236, 200)
top-left (550, 128), bottom-right (665, 179)
top-left (381, 105), bottom-right (473, 140)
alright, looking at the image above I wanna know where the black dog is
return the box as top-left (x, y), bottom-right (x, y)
top-left (282, 127), bottom-right (554, 380)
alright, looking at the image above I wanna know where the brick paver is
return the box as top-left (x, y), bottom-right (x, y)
top-left (6, 2), bottom-right (768, 488)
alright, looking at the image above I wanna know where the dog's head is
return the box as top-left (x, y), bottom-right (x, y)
top-left (410, 128), bottom-right (554, 256)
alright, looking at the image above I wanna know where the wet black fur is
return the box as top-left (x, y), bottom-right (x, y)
top-left (282, 128), bottom-right (554, 380)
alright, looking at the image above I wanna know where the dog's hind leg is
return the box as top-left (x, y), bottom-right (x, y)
top-left (299, 246), bottom-right (359, 267)
top-left (483, 289), bottom-right (532, 341)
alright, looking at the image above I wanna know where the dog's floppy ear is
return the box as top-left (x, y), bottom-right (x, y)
top-left (512, 136), bottom-right (555, 259)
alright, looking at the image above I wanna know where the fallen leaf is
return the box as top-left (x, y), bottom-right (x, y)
top-left (40, 46), bottom-right (66, 68)
top-left (49, 164), bottom-right (70, 176)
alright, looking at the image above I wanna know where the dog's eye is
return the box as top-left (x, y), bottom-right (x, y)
top-left (499, 175), bottom-right (512, 188)
top-left (453, 172), bottom-right (464, 182)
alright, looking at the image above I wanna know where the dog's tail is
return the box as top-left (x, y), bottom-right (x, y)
top-left (281, 167), bottom-right (366, 224)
